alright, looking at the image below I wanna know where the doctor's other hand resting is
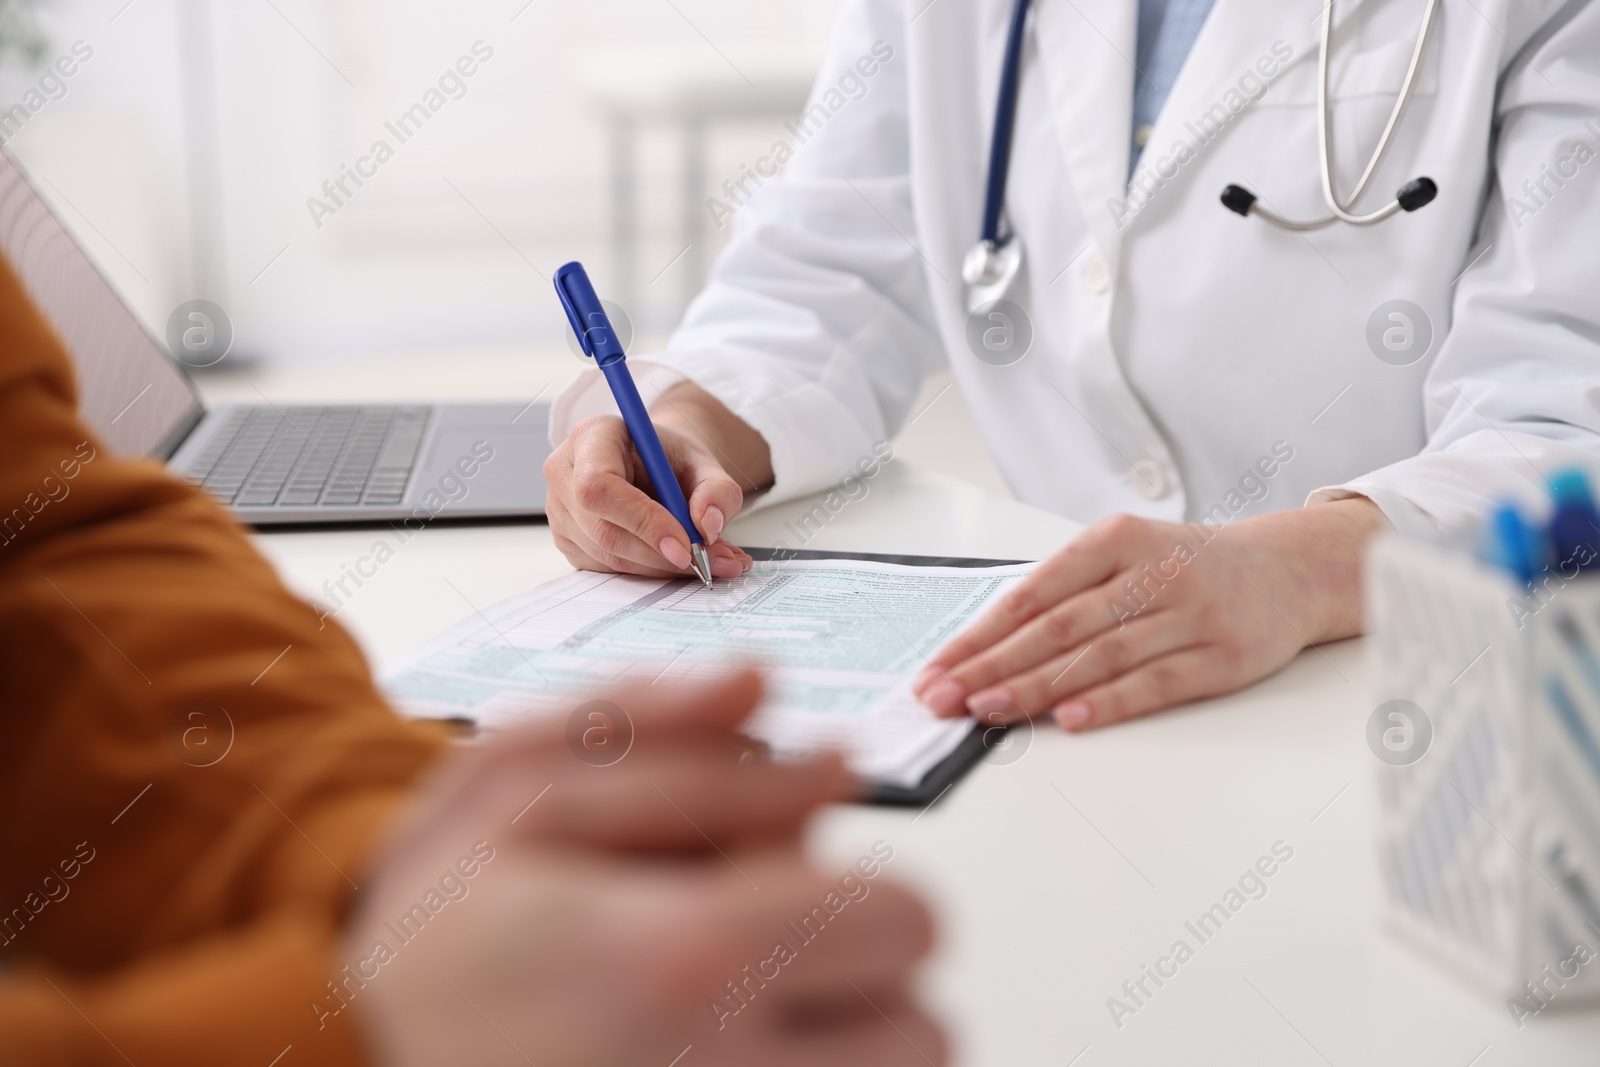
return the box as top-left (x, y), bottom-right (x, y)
top-left (914, 498), bottom-right (1388, 731)
top-left (543, 382), bottom-right (764, 579)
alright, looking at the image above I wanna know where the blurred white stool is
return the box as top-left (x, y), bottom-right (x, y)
top-left (577, 48), bottom-right (816, 320)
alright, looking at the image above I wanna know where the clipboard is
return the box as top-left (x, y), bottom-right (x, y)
top-left (741, 546), bottom-right (1031, 809)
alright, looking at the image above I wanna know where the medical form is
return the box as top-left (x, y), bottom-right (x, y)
top-left (383, 558), bottom-right (1035, 788)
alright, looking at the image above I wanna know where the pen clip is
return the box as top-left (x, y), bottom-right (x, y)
top-left (554, 261), bottom-right (626, 363)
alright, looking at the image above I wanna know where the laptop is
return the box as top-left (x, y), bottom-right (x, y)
top-left (0, 146), bottom-right (550, 526)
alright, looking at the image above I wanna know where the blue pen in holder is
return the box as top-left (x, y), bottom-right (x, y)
top-left (1368, 529), bottom-right (1600, 1019)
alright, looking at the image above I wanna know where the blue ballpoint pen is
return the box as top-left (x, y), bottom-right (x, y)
top-left (554, 261), bottom-right (713, 588)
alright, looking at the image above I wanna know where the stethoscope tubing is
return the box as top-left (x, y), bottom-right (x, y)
top-left (965, 0), bottom-right (1442, 303)
top-left (1318, 0), bottom-right (1440, 222)
top-left (980, 0), bottom-right (1033, 245)
top-left (1243, 0), bottom-right (1441, 230)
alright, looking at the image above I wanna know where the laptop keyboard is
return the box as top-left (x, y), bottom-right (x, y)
top-left (181, 406), bottom-right (431, 508)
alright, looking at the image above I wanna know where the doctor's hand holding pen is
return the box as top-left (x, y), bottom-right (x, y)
top-left (543, 380), bottom-right (759, 580)
top-left (546, 378), bottom-right (1393, 731)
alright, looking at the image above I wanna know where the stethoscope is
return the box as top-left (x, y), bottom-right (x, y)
top-left (961, 0), bottom-right (1033, 312)
top-left (961, 0), bottom-right (1441, 312)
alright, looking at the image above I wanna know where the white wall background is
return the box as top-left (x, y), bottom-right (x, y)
top-left (0, 0), bottom-right (843, 363)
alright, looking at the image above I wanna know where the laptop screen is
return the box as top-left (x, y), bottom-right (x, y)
top-left (0, 147), bottom-right (201, 457)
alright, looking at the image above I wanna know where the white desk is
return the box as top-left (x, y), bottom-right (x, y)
top-left (252, 459), bottom-right (1600, 1067)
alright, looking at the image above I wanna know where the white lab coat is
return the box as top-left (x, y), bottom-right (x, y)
top-left (551, 0), bottom-right (1600, 536)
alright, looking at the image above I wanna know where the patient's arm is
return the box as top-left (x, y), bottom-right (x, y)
top-left (0, 249), bottom-right (445, 1065)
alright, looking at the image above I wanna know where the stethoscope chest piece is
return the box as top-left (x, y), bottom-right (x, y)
top-left (962, 236), bottom-right (1023, 312)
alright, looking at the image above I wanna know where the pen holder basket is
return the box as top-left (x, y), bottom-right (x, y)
top-left (1367, 534), bottom-right (1600, 1012)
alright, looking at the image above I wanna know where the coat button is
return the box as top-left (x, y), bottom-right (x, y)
top-left (1131, 458), bottom-right (1169, 500)
top-left (1086, 255), bottom-right (1111, 295)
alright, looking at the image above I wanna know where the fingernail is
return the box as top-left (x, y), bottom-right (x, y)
top-left (911, 664), bottom-right (940, 694)
top-left (921, 679), bottom-right (969, 717)
top-left (702, 506), bottom-right (725, 545)
top-left (658, 538), bottom-right (691, 570)
top-left (965, 686), bottom-right (1014, 719)
top-left (1057, 702), bottom-right (1093, 730)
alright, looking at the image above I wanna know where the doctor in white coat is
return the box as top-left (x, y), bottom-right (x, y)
top-left (543, 0), bottom-right (1600, 732)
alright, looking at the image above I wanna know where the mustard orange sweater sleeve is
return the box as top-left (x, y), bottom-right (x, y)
top-left (0, 251), bottom-right (446, 1064)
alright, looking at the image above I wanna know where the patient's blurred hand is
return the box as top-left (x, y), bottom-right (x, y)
top-left (350, 671), bottom-right (946, 1067)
